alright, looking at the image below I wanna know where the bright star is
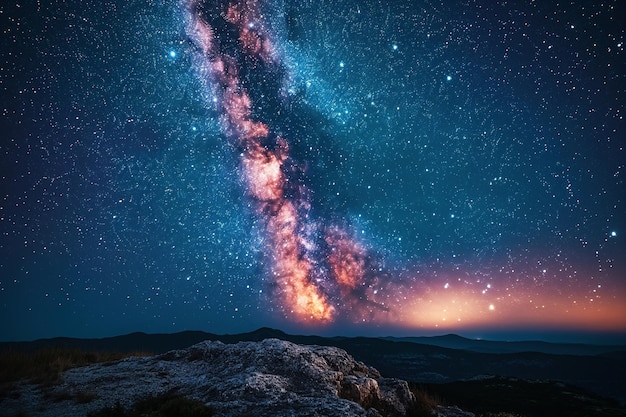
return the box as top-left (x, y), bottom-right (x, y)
top-left (446, 75), bottom-right (452, 81)
top-left (392, 44), bottom-right (398, 50)
top-left (610, 231), bottom-right (617, 237)
top-left (169, 50), bottom-right (177, 58)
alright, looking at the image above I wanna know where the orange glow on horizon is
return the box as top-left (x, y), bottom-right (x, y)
top-left (396, 284), bottom-right (626, 332)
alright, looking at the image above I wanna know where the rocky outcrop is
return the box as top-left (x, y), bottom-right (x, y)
top-left (434, 405), bottom-right (476, 417)
top-left (1, 339), bottom-right (419, 417)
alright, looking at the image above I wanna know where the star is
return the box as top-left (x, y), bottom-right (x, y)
top-left (1, 0), bottom-right (625, 342)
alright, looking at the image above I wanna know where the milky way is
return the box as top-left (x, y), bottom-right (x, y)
top-left (184, 0), bottom-right (400, 323)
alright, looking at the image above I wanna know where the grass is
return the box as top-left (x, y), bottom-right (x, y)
top-left (0, 347), bottom-right (151, 389)
top-left (413, 377), bottom-right (626, 417)
top-left (412, 384), bottom-right (445, 409)
top-left (87, 391), bottom-right (215, 417)
top-left (0, 347), bottom-right (152, 414)
top-left (406, 384), bottom-right (447, 417)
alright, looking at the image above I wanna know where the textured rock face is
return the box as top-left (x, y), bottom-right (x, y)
top-left (1, 339), bottom-right (417, 417)
top-left (434, 405), bottom-right (476, 417)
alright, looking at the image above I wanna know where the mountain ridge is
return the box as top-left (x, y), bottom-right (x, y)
top-left (380, 333), bottom-right (626, 356)
top-left (3, 327), bottom-right (624, 356)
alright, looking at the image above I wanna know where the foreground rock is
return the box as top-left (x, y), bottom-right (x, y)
top-left (2, 339), bottom-right (421, 417)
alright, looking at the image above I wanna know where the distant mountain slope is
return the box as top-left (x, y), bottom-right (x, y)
top-left (380, 333), bottom-right (626, 355)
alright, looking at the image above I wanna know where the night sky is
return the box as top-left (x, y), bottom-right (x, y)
top-left (1, 0), bottom-right (625, 343)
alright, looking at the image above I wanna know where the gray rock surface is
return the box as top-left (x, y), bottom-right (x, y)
top-left (434, 405), bottom-right (476, 417)
top-left (1, 339), bottom-right (420, 417)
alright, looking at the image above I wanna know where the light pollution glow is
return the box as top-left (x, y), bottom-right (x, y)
top-left (400, 283), bottom-right (626, 331)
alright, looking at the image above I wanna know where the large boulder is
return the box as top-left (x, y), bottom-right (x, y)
top-left (1, 339), bottom-right (418, 417)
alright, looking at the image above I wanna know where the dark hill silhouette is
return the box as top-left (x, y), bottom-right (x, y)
top-left (382, 333), bottom-right (626, 356)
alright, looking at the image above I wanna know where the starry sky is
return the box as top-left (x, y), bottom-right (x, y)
top-left (1, 0), bottom-right (625, 343)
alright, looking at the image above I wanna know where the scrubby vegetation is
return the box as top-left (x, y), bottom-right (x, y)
top-left (0, 347), bottom-right (150, 388)
top-left (88, 391), bottom-right (215, 417)
top-left (411, 377), bottom-right (626, 417)
top-left (405, 384), bottom-right (446, 417)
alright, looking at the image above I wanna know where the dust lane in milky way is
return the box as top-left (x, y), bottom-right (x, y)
top-left (184, 0), bottom-right (396, 323)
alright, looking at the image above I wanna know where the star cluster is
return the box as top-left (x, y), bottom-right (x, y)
top-left (0, 0), bottom-right (624, 341)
